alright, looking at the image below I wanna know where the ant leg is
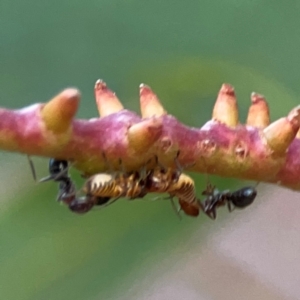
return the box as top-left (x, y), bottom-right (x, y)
top-left (202, 183), bottom-right (216, 197)
top-left (169, 196), bottom-right (182, 220)
top-left (201, 198), bottom-right (217, 220)
top-left (101, 195), bottom-right (123, 208)
top-left (56, 180), bottom-right (77, 204)
top-left (149, 196), bottom-right (164, 201)
top-left (160, 192), bottom-right (182, 220)
top-left (118, 158), bottom-right (126, 173)
top-left (204, 208), bottom-right (217, 220)
top-left (150, 194), bottom-right (182, 219)
top-left (102, 152), bottom-right (119, 179)
top-left (139, 165), bottom-right (149, 181)
top-left (199, 155), bottom-right (216, 198)
top-left (154, 155), bottom-right (167, 172)
top-left (139, 157), bottom-right (155, 181)
top-left (147, 194), bottom-right (178, 202)
top-left (174, 150), bottom-right (183, 174)
top-left (210, 209), bottom-right (217, 220)
top-left (27, 155), bottom-right (37, 182)
top-left (102, 152), bottom-right (114, 172)
top-left (145, 155), bottom-right (157, 167)
top-left (227, 201), bottom-right (235, 212)
top-left (175, 150), bottom-right (196, 172)
top-left (254, 181), bottom-right (260, 188)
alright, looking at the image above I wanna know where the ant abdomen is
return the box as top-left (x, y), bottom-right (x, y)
top-left (68, 200), bottom-right (95, 214)
top-left (230, 186), bottom-right (257, 208)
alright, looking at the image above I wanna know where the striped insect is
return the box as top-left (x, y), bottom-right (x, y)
top-left (80, 154), bottom-right (202, 217)
top-left (168, 173), bottom-right (202, 217)
top-left (36, 153), bottom-right (202, 218)
top-left (88, 153), bottom-right (200, 217)
top-left (143, 154), bottom-right (202, 217)
top-left (82, 170), bottom-right (149, 205)
top-left (143, 168), bottom-right (201, 217)
top-left (201, 182), bottom-right (257, 220)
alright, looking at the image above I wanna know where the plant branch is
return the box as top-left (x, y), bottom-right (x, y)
top-left (1, 80), bottom-right (300, 190)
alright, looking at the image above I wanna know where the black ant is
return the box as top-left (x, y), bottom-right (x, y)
top-left (29, 157), bottom-right (110, 214)
top-left (201, 182), bottom-right (257, 220)
top-left (197, 155), bottom-right (257, 220)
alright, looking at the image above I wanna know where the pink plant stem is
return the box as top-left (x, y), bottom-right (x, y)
top-left (0, 80), bottom-right (300, 191)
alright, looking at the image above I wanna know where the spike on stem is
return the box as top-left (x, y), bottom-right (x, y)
top-left (2, 81), bottom-right (300, 191)
top-left (139, 84), bottom-right (167, 118)
top-left (94, 80), bottom-right (124, 117)
top-left (212, 84), bottom-right (239, 127)
top-left (40, 89), bottom-right (80, 134)
top-left (263, 106), bottom-right (300, 154)
top-left (246, 93), bottom-right (270, 128)
top-left (127, 117), bottom-right (163, 153)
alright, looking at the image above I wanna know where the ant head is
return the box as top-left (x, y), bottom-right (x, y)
top-left (49, 159), bottom-right (68, 177)
top-left (233, 186), bottom-right (257, 208)
top-left (39, 159), bottom-right (69, 183)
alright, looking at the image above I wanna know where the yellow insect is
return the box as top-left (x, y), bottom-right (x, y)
top-left (82, 171), bottom-right (148, 202)
top-left (38, 153), bottom-right (202, 217)
top-left (167, 173), bottom-right (202, 217)
top-left (82, 154), bottom-right (202, 217)
top-left (142, 166), bottom-right (201, 217)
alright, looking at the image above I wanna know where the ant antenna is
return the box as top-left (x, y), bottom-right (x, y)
top-left (27, 155), bottom-right (37, 182)
top-left (174, 151), bottom-right (183, 173)
top-left (174, 151), bottom-right (196, 173)
top-left (39, 159), bottom-right (75, 183)
top-left (199, 155), bottom-right (216, 196)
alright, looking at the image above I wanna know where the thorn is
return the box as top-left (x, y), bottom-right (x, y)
top-left (127, 118), bottom-right (163, 153)
top-left (263, 105), bottom-right (300, 154)
top-left (139, 84), bottom-right (167, 118)
top-left (94, 79), bottom-right (124, 117)
top-left (246, 93), bottom-right (270, 128)
top-left (212, 84), bottom-right (239, 127)
top-left (40, 88), bottom-right (80, 133)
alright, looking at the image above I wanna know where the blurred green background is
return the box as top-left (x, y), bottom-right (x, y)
top-left (0, 1), bottom-right (300, 300)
